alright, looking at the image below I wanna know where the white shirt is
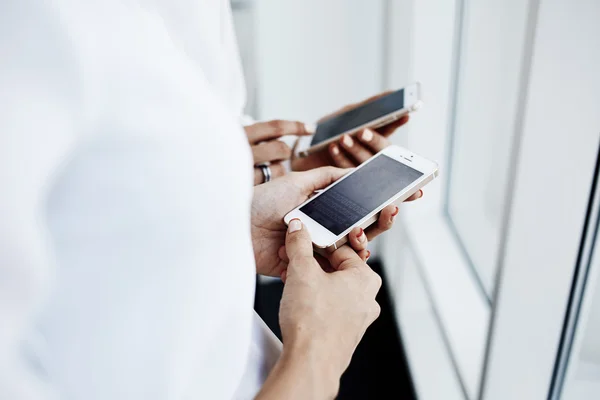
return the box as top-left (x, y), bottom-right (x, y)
top-left (0, 1), bottom-right (278, 398)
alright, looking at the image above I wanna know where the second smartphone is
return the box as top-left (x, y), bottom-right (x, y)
top-left (297, 82), bottom-right (423, 157)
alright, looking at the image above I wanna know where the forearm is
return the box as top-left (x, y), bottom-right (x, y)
top-left (255, 343), bottom-right (340, 400)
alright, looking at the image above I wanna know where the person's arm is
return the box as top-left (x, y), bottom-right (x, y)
top-left (256, 219), bottom-right (383, 399)
top-left (2, 3), bottom-right (260, 398)
top-left (290, 93), bottom-right (411, 172)
top-left (257, 342), bottom-right (339, 400)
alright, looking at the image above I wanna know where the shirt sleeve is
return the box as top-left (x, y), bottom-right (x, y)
top-left (1, 2), bottom-right (257, 399)
top-left (0, 2), bottom-right (81, 398)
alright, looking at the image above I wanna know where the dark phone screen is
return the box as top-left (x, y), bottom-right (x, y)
top-left (300, 154), bottom-right (423, 235)
top-left (311, 89), bottom-right (404, 146)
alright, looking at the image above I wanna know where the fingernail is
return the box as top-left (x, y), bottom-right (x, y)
top-left (331, 145), bottom-right (340, 155)
top-left (342, 135), bottom-right (354, 147)
top-left (419, 189), bottom-right (424, 198)
top-left (392, 206), bottom-right (399, 217)
top-left (304, 122), bottom-right (316, 134)
top-left (362, 129), bottom-right (374, 142)
top-left (357, 228), bottom-right (364, 240)
top-left (366, 250), bottom-right (371, 260)
top-left (288, 219), bottom-right (302, 233)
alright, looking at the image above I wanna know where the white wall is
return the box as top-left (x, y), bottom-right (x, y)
top-left (254, 0), bottom-right (385, 122)
top-left (382, 0), bottom-right (475, 398)
top-left (231, 2), bottom-right (258, 117)
top-left (384, 0), bottom-right (413, 90)
top-left (482, 0), bottom-right (600, 397)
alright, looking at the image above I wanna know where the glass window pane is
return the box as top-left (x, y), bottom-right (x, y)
top-left (569, 291), bottom-right (600, 398)
top-left (447, 0), bottom-right (531, 295)
top-left (557, 203), bottom-right (600, 399)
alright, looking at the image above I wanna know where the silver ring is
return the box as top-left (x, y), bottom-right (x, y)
top-left (259, 164), bottom-right (272, 183)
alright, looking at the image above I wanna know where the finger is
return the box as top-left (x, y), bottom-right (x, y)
top-left (269, 162), bottom-right (286, 180)
top-left (377, 114), bottom-right (410, 137)
top-left (325, 244), bottom-right (364, 271)
top-left (253, 168), bottom-right (263, 186)
top-left (291, 136), bottom-right (302, 157)
top-left (291, 137), bottom-right (332, 171)
top-left (281, 269), bottom-right (287, 283)
top-left (246, 120), bottom-right (313, 144)
top-left (329, 144), bottom-right (355, 168)
top-left (278, 245), bottom-right (289, 263)
top-left (365, 205), bottom-right (399, 241)
top-left (315, 255), bottom-right (336, 273)
top-left (339, 134), bottom-right (375, 164)
top-left (284, 219), bottom-right (314, 265)
top-left (356, 129), bottom-right (391, 153)
top-left (348, 227), bottom-right (368, 253)
top-left (359, 249), bottom-right (371, 263)
top-left (361, 190), bottom-right (423, 236)
top-left (405, 189), bottom-right (424, 202)
top-left (291, 166), bottom-right (351, 193)
top-left (252, 141), bottom-right (292, 164)
top-left (253, 163), bottom-right (287, 185)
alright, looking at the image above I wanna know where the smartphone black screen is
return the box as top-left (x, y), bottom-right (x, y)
top-left (300, 154), bottom-right (423, 235)
top-left (311, 89), bottom-right (405, 146)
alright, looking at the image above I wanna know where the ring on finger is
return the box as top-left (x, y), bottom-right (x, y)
top-left (258, 163), bottom-right (272, 183)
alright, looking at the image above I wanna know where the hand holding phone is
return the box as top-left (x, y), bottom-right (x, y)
top-left (251, 161), bottom-right (424, 278)
top-left (285, 145), bottom-right (438, 253)
top-left (268, 219), bottom-right (383, 398)
top-left (295, 83), bottom-right (423, 159)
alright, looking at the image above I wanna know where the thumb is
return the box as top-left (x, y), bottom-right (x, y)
top-left (294, 166), bottom-right (352, 194)
top-left (285, 219), bottom-right (314, 263)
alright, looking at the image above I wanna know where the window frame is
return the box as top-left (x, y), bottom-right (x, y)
top-left (382, 0), bottom-right (491, 397)
top-left (382, 0), bottom-right (600, 399)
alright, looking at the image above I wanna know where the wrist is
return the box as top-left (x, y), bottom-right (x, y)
top-left (280, 336), bottom-right (341, 398)
top-left (257, 339), bottom-right (340, 400)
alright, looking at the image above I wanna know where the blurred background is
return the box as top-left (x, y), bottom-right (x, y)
top-left (233, 0), bottom-right (600, 399)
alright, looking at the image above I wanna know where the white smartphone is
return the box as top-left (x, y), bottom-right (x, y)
top-left (284, 145), bottom-right (438, 253)
top-left (296, 82), bottom-right (423, 157)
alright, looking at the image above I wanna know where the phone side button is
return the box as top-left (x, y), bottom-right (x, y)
top-left (411, 100), bottom-right (424, 112)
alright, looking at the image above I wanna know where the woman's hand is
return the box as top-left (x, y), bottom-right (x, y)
top-left (245, 120), bottom-right (313, 185)
top-left (251, 166), bottom-right (423, 278)
top-left (291, 91), bottom-right (410, 171)
top-left (256, 220), bottom-right (384, 399)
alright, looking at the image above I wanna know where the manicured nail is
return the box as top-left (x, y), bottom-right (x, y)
top-left (392, 206), bottom-right (399, 216)
top-left (288, 219), bottom-right (302, 233)
top-left (331, 145), bottom-right (340, 155)
top-left (342, 135), bottom-right (354, 147)
top-left (304, 122), bottom-right (316, 134)
top-left (362, 129), bottom-right (374, 142)
top-left (357, 228), bottom-right (364, 240)
top-left (419, 189), bottom-right (424, 198)
top-left (366, 250), bottom-right (371, 260)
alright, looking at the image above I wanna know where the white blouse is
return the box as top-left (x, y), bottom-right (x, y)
top-left (0, 1), bottom-right (278, 399)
